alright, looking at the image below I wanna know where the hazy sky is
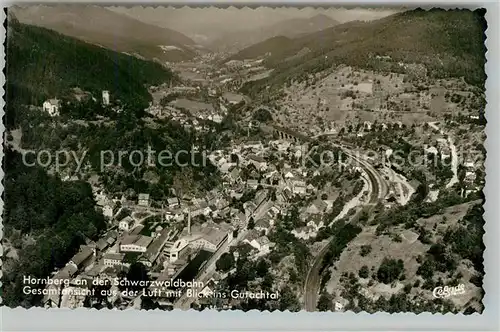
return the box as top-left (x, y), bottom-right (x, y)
top-left (109, 6), bottom-right (401, 39)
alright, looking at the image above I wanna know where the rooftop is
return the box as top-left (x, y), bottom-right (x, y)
top-left (103, 253), bottom-right (125, 261)
top-left (121, 235), bottom-right (153, 248)
top-left (70, 246), bottom-right (94, 266)
top-left (143, 228), bottom-right (171, 262)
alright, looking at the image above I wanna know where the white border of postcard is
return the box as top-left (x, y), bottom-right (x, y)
top-left (1, 0), bottom-right (499, 331)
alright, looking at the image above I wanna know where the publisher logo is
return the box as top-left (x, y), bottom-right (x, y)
top-left (432, 284), bottom-right (466, 299)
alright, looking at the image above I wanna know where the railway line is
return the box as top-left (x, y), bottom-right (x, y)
top-left (303, 145), bottom-right (387, 311)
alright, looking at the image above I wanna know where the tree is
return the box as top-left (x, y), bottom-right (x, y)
top-left (216, 252), bottom-right (235, 273)
top-left (253, 108), bottom-right (273, 123)
top-left (359, 265), bottom-right (370, 278)
top-left (125, 262), bottom-right (149, 291)
top-left (230, 153), bottom-right (239, 164)
top-left (248, 217), bottom-right (255, 230)
top-left (317, 292), bottom-right (334, 311)
top-left (358, 210), bottom-right (369, 223)
top-left (255, 259), bottom-right (270, 278)
top-left (141, 296), bottom-right (161, 310)
top-left (278, 286), bottom-right (300, 312)
top-left (172, 168), bottom-right (194, 203)
top-left (377, 258), bottom-right (405, 284)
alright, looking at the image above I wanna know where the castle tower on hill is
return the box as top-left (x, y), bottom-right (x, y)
top-left (102, 90), bottom-right (110, 106)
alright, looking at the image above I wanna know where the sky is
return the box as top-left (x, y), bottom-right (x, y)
top-left (109, 6), bottom-right (402, 40)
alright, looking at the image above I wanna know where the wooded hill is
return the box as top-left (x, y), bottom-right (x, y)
top-left (239, 8), bottom-right (487, 96)
top-left (6, 17), bottom-right (174, 111)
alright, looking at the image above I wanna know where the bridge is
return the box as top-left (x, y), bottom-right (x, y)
top-left (272, 124), bottom-right (310, 143)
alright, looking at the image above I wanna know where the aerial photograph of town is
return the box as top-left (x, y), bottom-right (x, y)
top-left (2, 5), bottom-right (486, 314)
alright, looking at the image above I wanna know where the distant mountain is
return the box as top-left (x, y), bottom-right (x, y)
top-left (10, 5), bottom-right (198, 62)
top-left (6, 17), bottom-right (173, 115)
top-left (267, 14), bottom-right (340, 38)
top-left (226, 36), bottom-right (295, 62)
top-left (211, 14), bottom-right (339, 52)
top-left (240, 8), bottom-right (487, 95)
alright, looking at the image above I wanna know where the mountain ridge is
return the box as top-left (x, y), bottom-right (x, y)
top-left (10, 5), bottom-right (198, 62)
top-left (209, 13), bottom-right (340, 52)
top-left (6, 17), bottom-right (173, 118)
top-left (238, 8), bottom-right (487, 96)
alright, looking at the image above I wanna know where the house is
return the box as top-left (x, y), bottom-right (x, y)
top-left (216, 198), bottom-right (229, 210)
top-left (292, 181), bottom-right (307, 195)
top-left (95, 238), bottom-right (110, 252)
top-left (243, 229), bottom-right (260, 246)
top-left (306, 199), bottom-right (328, 215)
top-left (229, 167), bottom-right (242, 184)
top-left (43, 264), bottom-right (79, 308)
top-left (119, 235), bottom-right (153, 253)
top-left (191, 227), bottom-right (229, 252)
top-left (103, 253), bottom-right (125, 267)
top-left (165, 209), bottom-right (183, 222)
top-left (465, 171), bottom-right (476, 183)
top-left (138, 193), bottom-right (150, 207)
top-left (440, 148), bottom-right (451, 160)
top-left (244, 231), bottom-right (273, 253)
top-left (306, 215), bottom-right (323, 230)
top-left (102, 203), bottom-right (115, 219)
top-left (167, 197), bottom-right (180, 208)
top-left (278, 187), bottom-right (293, 202)
top-left (243, 141), bottom-right (264, 151)
top-left (191, 200), bottom-right (209, 217)
top-left (335, 301), bottom-right (345, 312)
top-left (198, 279), bottom-right (218, 298)
top-left (306, 183), bottom-right (316, 194)
top-left (141, 228), bottom-right (171, 266)
top-left (233, 212), bottom-right (247, 226)
top-left (105, 232), bottom-right (118, 247)
top-left (266, 171), bottom-right (281, 185)
top-left (68, 246), bottom-right (95, 270)
top-left (247, 179), bottom-right (259, 189)
top-left (248, 154), bottom-right (267, 170)
top-left (244, 202), bottom-right (257, 215)
top-left (248, 168), bottom-right (260, 180)
top-left (118, 216), bottom-right (135, 232)
top-left (42, 99), bottom-right (60, 117)
top-left (424, 146), bottom-right (438, 155)
top-left (291, 225), bottom-right (316, 240)
top-left (254, 217), bottom-right (272, 235)
top-left (464, 160), bottom-right (475, 169)
top-left (169, 238), bottom-right (191, 262)
top-left (130, 225), bottom-right (145, 235)
top-left (219, 162), bottom-right (235, 173)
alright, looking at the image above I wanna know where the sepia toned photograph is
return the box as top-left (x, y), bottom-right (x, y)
top-left (2, 4), bottom-right (487, 316)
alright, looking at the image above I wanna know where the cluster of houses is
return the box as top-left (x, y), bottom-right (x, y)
top-left (463, 158), bottom-right (481, 196)
top-left (207, 138), bottom-right (348, 240)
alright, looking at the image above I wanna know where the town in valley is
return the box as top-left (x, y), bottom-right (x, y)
top-left (3, 6), bottom-right (487, 314)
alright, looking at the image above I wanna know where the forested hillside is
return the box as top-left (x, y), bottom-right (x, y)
top-left (240, 8), bottom-right (487, 96)
top-left (6, 17), bottom-right (174, 111)
top-left (2, 149), bottom-right (107, 307)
